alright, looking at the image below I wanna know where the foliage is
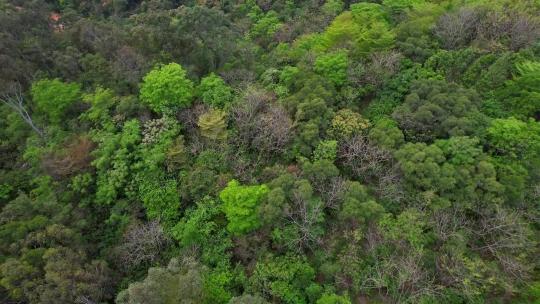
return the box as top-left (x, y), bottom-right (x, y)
top-left (249, 255), bottom-right (316, 304)
top-left (321, 3), bottom-right (395, 56)
top-left (329, 109), bottom-right (370, 140)
top-left (314, 51), bottom-right (348, 87)
top-left (2, 1), bottom-right (540, 303)
top-left (198, 108), bottom-right (228, 140)
top-left (116, 257), bottom-right (205, 304)
top-left (313, 140), bottom-right (338, 162)
top-left (31, 79), bottom-right (81, 124)
top-left (395, 136), bottom-right (503, 209)
top-left (392, 79), bottom-right (485, 142)
top-left (140, 63), bottom-right (194, 113)
top-left (91, 119), bottom-right (141, 205)
top-left (219, 180), bottom-right (269, 235)
top-left (368, 117), bottom-right (404, 150)
top-left (198, 73), bottom-right (234, 108)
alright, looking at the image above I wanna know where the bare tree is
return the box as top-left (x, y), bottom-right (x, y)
top-left (507, 12), bottom-right (540, 51)
top-left (285, 189), bottom-right (324, 251)
top-left (118, 221), bottom-right (170, 269)
top-left (435, 8), bottom-right (481, 49)
top-left (232, 87), bottom-right (292, 157)
top-left (473, 207), bottom-right (534, 281)
top-left (76, 296), bottom-right (97, 304)
top-left (0, 82), bottom-right (44, 138)
top-left (339, 135), bottom-right (393, 181)
top-left (319, 177), bottom-right (347, 210)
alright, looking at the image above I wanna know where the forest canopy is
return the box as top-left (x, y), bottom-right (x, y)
top-left (0, 0), bottom-right (539, 303)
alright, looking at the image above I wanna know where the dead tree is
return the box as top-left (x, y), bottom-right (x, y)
top-left (0, 82), bottom-right (44, 138)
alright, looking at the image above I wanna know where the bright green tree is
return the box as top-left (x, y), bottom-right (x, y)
top-left (219, 180), bottom-right (268, 235)
top-left (140, 63), bottom-right (194, 113)
top-left (316, 293), bottom-right (351, 304)
top-left (31, 78), bottom-right (81, 124)
top-left (198, 73), bottom-right (233, 108)
top-left (322, 3), bottom-right (395, 56)
top-left (250, 255), bottom-right (316, 304)
top-left (314, 51), bottom-right (348, 87)
top-left (486, 117), bottom-right (540, 160)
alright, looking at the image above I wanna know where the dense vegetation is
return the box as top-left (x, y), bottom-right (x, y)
top-left (1, 0), bottom-right (539, 303)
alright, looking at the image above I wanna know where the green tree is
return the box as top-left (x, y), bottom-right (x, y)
top-left (250, 255), bottom-right (316, 304)
top-left (140, 63), bottom-right (194, 113)
top-left (116, 257), bottom-right (205, 304)
top-left (31, 78), bottom-right (81, 124)
top-left (313, 140), bottom-right (338, 162)
top-left (316, 293), bottom-right (351, 304)
top-left (395, 136), bottom-right (503, 209)
top-left (314, 51), bottom-right (348, 87)
top-left (392, 79), bottom-right (485, 142)
top-left (219, 180), bottom-right (269, 235)
top-left (322, 3), bottom-right (395, 56)
top-left (504, 60), bottom-right (540, 118)
top-left (368, 117), bottom-right (404, 150)
top-left (198, 73), bottom-right (233, 108)
top-left (249, 11), bottom-right (282, 45)
top-left (486, 117), bottom-right (540, 161)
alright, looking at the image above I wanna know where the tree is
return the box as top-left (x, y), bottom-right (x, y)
top-left (198, 108), bottom-right (228, 140)
top-left (249, 255), bottom-right (316, 304)
top-left (198, 73), bottom-right (233, 108)
top-left (140, 63), bottom-right (194, 113)
top-left (395, 136), bottom-right (503, 209)
top-left (116, 257), bottom-right (205, 304)
top-left (329, 109), bottom-right (370, 140)
top-left (321, 3), bottom-right (395, 56)
top-left (1, 82), bottom-right (44, 137)
top-left (249, 11), bottom-right (283, 45)
top-left (504, 60), bottom-right (540, 118)
top-left (383, 0), bottom-right (425, 15)
top-left (368, 117), bottom-right (404, 150)
top-left (117, 221), bottom-right (170, 269)
top-left (313, 140), bottom-right (338, 162)
top-left (392, 79), bottom-right (485, 142)
top-left (31, 78), bottom-right (81, 124)
top-left (314, 51), bottom-right (348, 87)
top-left (219, 180), bottom-right (269, 235)
top-left (229, 294), bottom-right (269, 304)
top-left (486, 117), bottom-right (540, 161)
top-left (232, 87), bottom-right (293, 156)
top-left (316, 293), bottom-right (351, 304)
top-left (91, 119), bottom-right (141, 205)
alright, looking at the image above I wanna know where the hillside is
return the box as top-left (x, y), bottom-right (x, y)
top-left (0, 0), bottom-right (539, 303)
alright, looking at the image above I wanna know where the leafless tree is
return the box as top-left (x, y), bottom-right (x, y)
top-left (473, 207), bottom-right (534, 281)
top-left (285, 189), bottom-right (324, 251)
top-left (507, 12), bottom-right (540, 51)
top-left (476, 11), bottom-right (511, 43)
top-left (0, 82), bottom-right (44, 138)
top-left (339, 135), bottom-right (393, 181)
top-left (118, 221), bottom-right (170, 269)
top-left (319, 177), bottom-right (347, 210)
top-left (232, 87), bottom-right (293, 157)
top-left (76, 296), bottom-right (97, 304)
top-left (435, 8), bottom-right (481, 49)
top-left (360, 227), bottom-right (439, 302)
top-left (252, 104), bottom-right (293, 155)
top-left (364, 51), bottom-right (403, 87)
